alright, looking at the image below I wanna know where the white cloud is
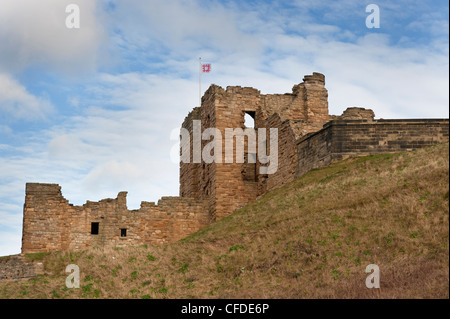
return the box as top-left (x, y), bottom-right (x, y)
top-left (0, 125), bottom-right (12, 135)
top-left (310, 35), bottom-right (449, 118)
top-left (0, 0), bottom-right (107, 74)
top-left (0, 209), bottom-right (22, 230)
top-left (0, 73), bottom-right (53, 121)
top-left (0, 208), bottom-right (23, 256)
top-left (0, 231), bottom-right (22, 256)
top-left (48, 134), bottom-right (95, 162)
top-left (36, 72), bottom-right (195, 208)
top-left (109, 0), bottom-right (261, 57)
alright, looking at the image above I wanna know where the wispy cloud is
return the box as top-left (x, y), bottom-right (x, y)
top-left (108, 0), bottom-right (261, 57)
top-left (0, 73), bottom-right (54, 121)
top-left (0, 0), bottom-right (107, 75)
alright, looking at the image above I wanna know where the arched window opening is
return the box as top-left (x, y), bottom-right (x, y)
top-left (244, 112), bottom-right (255, 128)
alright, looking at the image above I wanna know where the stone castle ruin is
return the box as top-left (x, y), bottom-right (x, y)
top-left (20, 73), bottom-right (449, 254)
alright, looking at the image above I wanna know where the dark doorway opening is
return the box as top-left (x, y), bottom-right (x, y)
top-left (121, 228), bottom-right (127, 237)
top-left (91, 222), bottom-right (99, 235)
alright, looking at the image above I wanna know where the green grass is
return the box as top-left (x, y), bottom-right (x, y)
top-left (25, 252), bottom-right (50, 261)
top-left (0, 143), bottom-right (448, 299)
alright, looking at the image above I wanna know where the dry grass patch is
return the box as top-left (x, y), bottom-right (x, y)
top-left (1, 143), bottom-right (448, 299)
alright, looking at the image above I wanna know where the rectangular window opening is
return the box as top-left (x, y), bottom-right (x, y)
top-left (121, 228), bottom-right (127, 237)
top-left (91, 222), bottom-right (99, 235)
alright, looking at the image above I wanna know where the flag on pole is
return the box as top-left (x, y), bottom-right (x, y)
top-left (199, 58), bottom-right (212, 106)
top-left (202, 63), bottom-right (211, 73)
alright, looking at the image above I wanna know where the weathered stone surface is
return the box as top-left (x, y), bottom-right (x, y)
top-left (180, 72), bottom-right (331, 221)
top-left (20, 73), bottom-right (450, 255)
top-left (0, 254), bottom-right (44, 281)
top-left (296, 119), bottom-right (449, 177)
top-left (22, 184), bottom-right (209, 253)
top-left (340, 107), bottom-right (375, 121)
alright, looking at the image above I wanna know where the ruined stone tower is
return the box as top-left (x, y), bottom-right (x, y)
top-left (20, 72), bottom-right (449, 253)
top-left (180, 72), bottom-right (330, 222)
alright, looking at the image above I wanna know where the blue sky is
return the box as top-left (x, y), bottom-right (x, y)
top-left (0, 0), bottom-right (448, 256)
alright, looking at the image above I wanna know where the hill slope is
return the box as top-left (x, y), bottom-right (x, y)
top-left (1, 143), bottom-right (448, 299)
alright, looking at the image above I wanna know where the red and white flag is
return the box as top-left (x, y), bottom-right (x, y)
top-left (202, 63), bottom-right (211, 73)
top-left (199, 58), bottom-right (211, 106)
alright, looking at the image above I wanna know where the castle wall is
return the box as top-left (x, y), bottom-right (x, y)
top-left (179, 107), bottom-right (202, 199)
top-left (22, 184), bottom-right (72, 253)
top-left (0, 255), bottom-right (44, 281)
top-left (296, 119), bottom-right (450, 177)
top-left (22, 184), bottom-right (209, 253)
top-left (302, 73), bottom-right (329, 124)
top-left (260, 73), bottom-right (329, 128)
top-left (211, 86), bottom-right (260, 220)
top-left (19, 72), bottom-right (450, 255)
top-left (257, 114), bottom-right (299, 195)
top-left (179, 73), bottom-right (331, 221)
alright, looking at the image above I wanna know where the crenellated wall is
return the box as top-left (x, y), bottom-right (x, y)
top-left (22, 183), bottom-right (209, 254)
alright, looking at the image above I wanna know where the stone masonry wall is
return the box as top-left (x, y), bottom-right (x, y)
top-left (0, 254), bottom-right (44, 281)
top-left (296, 119), bottom-right (450, 177)
top-left (212, 85), bottom-right (260, 221)
top-left (179, 107), bottom-right (202, 200)
top-left (180, 73), bottom-right (331, 221)
top-left (22, 183), bottom-right (209, 253)
top-left (258, 114), bottom-right (299, 195)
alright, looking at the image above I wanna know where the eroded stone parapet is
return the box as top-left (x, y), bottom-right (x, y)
top-left (340, 107), bottom-right (375, 121)
top-left (25, 183), bottom-right (62, 196)
top-left (0, 254), bottom-right (44, 281)
top-left (22, 182), bottom-right (210, 253)
top-left (303, 72), bottom-right (325, 85)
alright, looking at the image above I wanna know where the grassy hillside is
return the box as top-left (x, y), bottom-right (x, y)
top-left (1, 143), bottom-right (448, 299)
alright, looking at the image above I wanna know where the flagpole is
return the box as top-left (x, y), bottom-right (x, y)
top-left (199, 57), bottom-right (202, 107)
